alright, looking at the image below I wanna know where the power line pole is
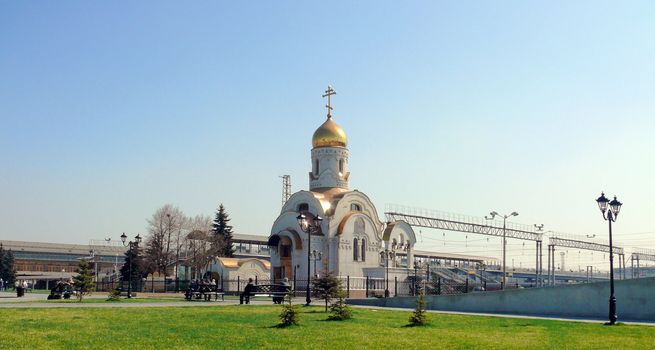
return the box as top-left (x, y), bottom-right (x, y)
top-left (280, 175), bottom-right (291, 207)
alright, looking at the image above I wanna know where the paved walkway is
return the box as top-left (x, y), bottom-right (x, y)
top-left (0, 291), bottom-right (306, 308)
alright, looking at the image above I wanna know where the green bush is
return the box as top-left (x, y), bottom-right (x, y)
top-left (107, 288), bottom-right (121, 302)
top-left (328, 289), bottom-right (352, 321)
top-left (408, 290), bottom-right (429, 326)
top-left (279, 292), bottom-right (299, 327)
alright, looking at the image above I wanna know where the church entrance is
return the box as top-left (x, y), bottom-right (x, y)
top-left (275, 236), bottom-right (293, 280)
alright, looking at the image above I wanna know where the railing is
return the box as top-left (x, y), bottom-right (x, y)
top-left (93, 270), bottom-right (607, 298)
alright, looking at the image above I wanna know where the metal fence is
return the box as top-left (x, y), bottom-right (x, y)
top-left (94, 275), bottom-right (528, 298)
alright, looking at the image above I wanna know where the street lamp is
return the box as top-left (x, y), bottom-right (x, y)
top-left (485, 211), bottom-right (519, 290)
top-left (311, 250), bottom-right (322, 278)
top-left (596, 192), bottom-right (622, 325)
top-left (380, 240), bottom-right (402, 298)
top-left (413, 260), bottom-right (422, 296)
top-left (120, 232), bottom-right (142, 299)
top-left (297, 212), bottom-right (323, 306)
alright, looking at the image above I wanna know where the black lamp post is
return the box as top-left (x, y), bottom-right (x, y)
top-left (485, 211), bottom-right (519, 289)
top-left (413, 260), bottom-right (422, 296)
top-left (120, 232), bottom-right (142, 299)
top-left (596, 192), bottom-right (622, 325)
top-left (297, 212), bottom-right (323, 306)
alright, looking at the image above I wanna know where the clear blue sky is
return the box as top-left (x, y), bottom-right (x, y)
top-left (1, 1), bottom-right (654, 268)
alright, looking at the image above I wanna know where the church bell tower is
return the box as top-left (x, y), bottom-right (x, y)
top-left (309, 86), bottom-right (350, 192)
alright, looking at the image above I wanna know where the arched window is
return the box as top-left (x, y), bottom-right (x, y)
top-left (351, 203), bottom-right (362, 212)
top-left (298, 203), bottom-right (309, 212)
top-left (314, 159), bottom-right (320, 175)
top-left (279, 237), bottom-right (292, 258)
top-left (339, 159), bottom-right (344, 173)
top-left (353, 238), bottom-right (359, 261)
top-left (361, 238), bottom-right (366, 261)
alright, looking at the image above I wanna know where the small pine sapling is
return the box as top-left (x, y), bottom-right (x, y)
top-left (328, 288), bottom-right (353, 321)
top-left (107, 287), bottom-right (121, 301)
top-left (72, 259), bottom-right (95, 302)
top-left (279, 291), bottom-right (299, 327)
top-left (409, 289), bottom-right (429, 326)
top-left (311, 269), bottom-right (342, 312)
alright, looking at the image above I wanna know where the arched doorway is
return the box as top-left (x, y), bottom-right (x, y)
top-left (275, 236), bottom-right (293, 279)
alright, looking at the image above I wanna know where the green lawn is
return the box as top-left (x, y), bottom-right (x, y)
top-left (0, 305), bottom-right (652, 349)
top-left (12, 296), bottom-right (240, 304)
top-left (34, 297), bottom-right (184, 303)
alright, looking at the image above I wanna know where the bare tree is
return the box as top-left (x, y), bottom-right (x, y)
top-left (184, 214), bottom-right (213, 280)
top-left (144, 204), bottom-right (185, 284)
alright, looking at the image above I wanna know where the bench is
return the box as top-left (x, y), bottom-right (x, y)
top-left (244, 284), bottom-right (290, 304)
top-left (185, 287), bottom-right (224, 302)
top-left (47, 282), bottom-right (73, 300)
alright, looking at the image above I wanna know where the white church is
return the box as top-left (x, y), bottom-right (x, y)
top-left (267, 87), bottom-right (417, 285)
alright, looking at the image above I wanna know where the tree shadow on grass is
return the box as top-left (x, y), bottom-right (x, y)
top-left (268, 324), bottom-right (300, 329)
top-left (302, 310), bottom-right (326, 314)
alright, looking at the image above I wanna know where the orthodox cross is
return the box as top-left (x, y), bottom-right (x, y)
top-left (322, 85), bottom-right (336, 118)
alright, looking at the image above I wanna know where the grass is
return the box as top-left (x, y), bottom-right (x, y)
top-left (38, 297), bottom-right (185, 303)
top-left (0, 305), bottom-right (653, 349)
top-left (38, 295), bottom-right (239, 303)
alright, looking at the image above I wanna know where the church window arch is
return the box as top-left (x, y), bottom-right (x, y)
top-left (361, 238), bottom-right (366, 261)
top-left (351, 203), bottom-right (362, 212)
top-left (354, 217), bottom-right (365, 232)
top-left (339, 159), bottom-right (344, 173)
top-left (298, 203), bottom-right (309, 212)
top-left (353, 238), bottom-right (359, 261)
top-left (314, 159), bottom-right (320, 175)
top-left (279, 237), bottom-right (292, 258)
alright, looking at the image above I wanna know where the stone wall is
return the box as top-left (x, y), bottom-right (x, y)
top-left (348, 277), bottom-right (655, 322)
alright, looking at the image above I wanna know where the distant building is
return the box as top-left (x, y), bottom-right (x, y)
top-left (0, 233), bottom-right (271, 289)
top-left (0, 239), bottom-right (126, 289)
top-left (209, 257), bottom-right (270, 285)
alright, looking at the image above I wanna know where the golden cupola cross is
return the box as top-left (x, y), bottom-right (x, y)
top-left (322, 85), bottom-right (336, 118)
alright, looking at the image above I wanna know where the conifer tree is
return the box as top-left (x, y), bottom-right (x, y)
top-left (0, 244), bottom-right (16, 285)
top-left (279, 292), bottom-right (299, 327)
top-left (211, 204), bottom-right (235, 257)
top-left (311, 269), bottom-right (342, 312)
top-left (73, 259), bottom-right (95, 301)
top-left (409, 289), bottom-right (429, 326)
top-left (120, 245), bottom-right (144, 290)
top-left (328, 288), bottom-right (353, 321)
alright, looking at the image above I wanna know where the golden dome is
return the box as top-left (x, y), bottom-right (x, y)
top-left (312, 116), bottom-right (348, 148)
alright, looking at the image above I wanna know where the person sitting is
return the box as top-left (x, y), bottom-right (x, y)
top-left (239, 278), bottom-right (255, 304)
top-left (273, 278), bottom-right (291, 304)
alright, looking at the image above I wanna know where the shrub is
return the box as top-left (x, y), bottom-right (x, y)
top-left (279, 292), bottom-right (299, 327)
top-left (408, 290), bottom-right (429, 326)
top-left (107, 288), bottom-right (121, 302)
top-left (328, 289), bottom-right (352, 321)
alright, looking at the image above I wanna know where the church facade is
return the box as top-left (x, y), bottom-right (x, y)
top-left (267, 87), bottom-right (416, 282)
